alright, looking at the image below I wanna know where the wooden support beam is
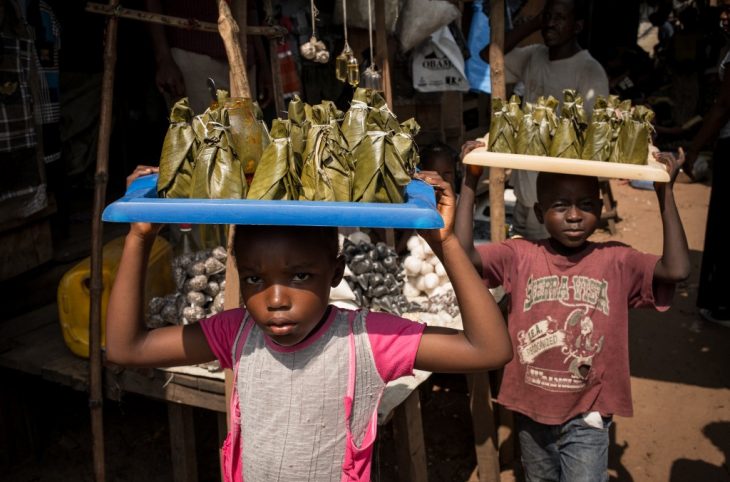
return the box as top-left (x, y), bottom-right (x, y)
top-left (85, 3), bottom-right (287, 37)
top-left (374, 0), bottom-right (392, 108)
top-left (392, 390), bottom-right (428, 482)
top-left (168, 403), bottom-right (199, 482)
top-left (89, 0), bottom-right (121, 480)
top-left (468, 373), bottom-right (500, 482)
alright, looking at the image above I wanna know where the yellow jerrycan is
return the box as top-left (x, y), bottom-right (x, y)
top-left (57, 236), bottom-right (175, 357)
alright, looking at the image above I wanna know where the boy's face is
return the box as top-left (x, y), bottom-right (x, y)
top-left (542, 0), bottom-right (581, 48)
top-left (534, 175), bottom-right (601, 250)
top-left (423, 153), bottom-right (456, 190)
top-left (235, 226), bottom-right (344, 347)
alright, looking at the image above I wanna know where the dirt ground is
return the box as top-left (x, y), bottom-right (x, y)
top-left (1, 179), bottom-right (728, 481)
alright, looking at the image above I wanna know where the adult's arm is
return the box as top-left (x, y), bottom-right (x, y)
top-left (479, 14), bottom-right (541, 63)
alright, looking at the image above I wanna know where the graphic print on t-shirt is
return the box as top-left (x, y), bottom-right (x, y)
top-left (517, 275), bottom-right (607, 392)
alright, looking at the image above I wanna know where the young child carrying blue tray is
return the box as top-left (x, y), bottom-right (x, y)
top-left (455, 141), bottom-right (691, 481)
top-left (107, 166), bottom-right (512, 482)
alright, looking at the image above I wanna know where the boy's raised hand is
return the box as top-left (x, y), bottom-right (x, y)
top-left (653, 147), bottom-right (685, 191)
top-left (414, 171), bottom-right (456, 247)
top-left (127, 165), bottom-right (161, 238)
top-left (460, 140), bottom-right (486, 182)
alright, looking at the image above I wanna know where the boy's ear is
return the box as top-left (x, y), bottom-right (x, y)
top-left (534, 202), bottom-right (545, 224)
top-left (331, 255), bottom-right (346, 287)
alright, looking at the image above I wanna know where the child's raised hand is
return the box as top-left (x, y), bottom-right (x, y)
top-left (460, 140), bottom-right (486, 181)
top-left (127, 165), bottom-right (161, 238)
top-left (653, 148), bottom-right (685, 191)
top-left (415, 171), bottom-right (456, 248)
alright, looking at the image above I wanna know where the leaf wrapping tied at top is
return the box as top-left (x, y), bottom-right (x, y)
top-left (516, 96), bottom-right (558, 156)
top-left (190, 106), bottom-right (247, 199)
top-left (487, 95), bottom-right (523, 153)
top-left (549, 89), bottom-right (587, 158)
top-left (610, 103), bottom-right (655, 165)
top-left (351, 90), bottom-right (416, 204)
top-left (341, 88), bottom-right (373, 149)
top-left (300, 103), bottom-right (353, 202)
top-left (157, 98), bottom-right (196, 198)
top-left (247, 119), bottom-right (301, 200)
top-left (581, 95), bottom-right (621, 162)
top-left (287, 95), bottom-right (312, 174)
top-left (393, 118), bottom-right (421, 175)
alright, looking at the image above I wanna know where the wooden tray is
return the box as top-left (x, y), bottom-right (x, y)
top-left (463, 145), bottom-right (670, 182)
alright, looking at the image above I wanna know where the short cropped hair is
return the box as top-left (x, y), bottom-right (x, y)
top-left (234, 225), bottom-right (340, 260)
top-left (536, 172), bottom-right (599, 205)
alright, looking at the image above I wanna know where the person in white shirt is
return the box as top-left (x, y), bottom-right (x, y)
top-left (480, 0), bottom-right (609, 240)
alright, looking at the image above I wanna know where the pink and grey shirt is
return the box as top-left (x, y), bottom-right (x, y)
top-left (201, 305), bottom-right (424, 481)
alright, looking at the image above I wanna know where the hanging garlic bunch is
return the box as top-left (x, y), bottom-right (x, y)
top-left (300, 0), bottom-right (330, 63)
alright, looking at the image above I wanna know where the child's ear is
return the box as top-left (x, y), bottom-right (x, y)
top-left (534, 203), bottom-right (545, 224)
top-left (331, 255), bottom-right (346, 287)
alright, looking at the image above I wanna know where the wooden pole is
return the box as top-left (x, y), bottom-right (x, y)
top-left (89, 1), bottom-right (120, 480)
top-left (269, 38), bottom-right (286, 115)
top-left (85, 3), bottom-right (286, 37)
top-left (216, 0), bottom-right (250, 437)
top-left (489, 1), bottom-right (507, 244)
top-left (374, 0), bottom-right (392, 107)
top-left (467, 3), bottom-right (506, 482)
top-left (217, 0), bottom-right (251, 99)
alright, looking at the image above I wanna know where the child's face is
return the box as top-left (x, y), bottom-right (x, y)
top-left (534, 175), bottom-right (601, 250)
top-left (422, 154), bottom-right (456, 190)
top-left (235, 226), bottom-right (344, 346)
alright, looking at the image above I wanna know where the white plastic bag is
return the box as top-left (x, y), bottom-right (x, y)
top-left (398, 0), bottom-right (460, 52)
top-left (412, 26), bottom-right (470, 92)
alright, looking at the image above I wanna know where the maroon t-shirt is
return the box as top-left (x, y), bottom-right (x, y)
top-left (477, 239), bottom-right (674, 424)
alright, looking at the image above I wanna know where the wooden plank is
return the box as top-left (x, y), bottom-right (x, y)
top-left (392, 390), bottom-right (428, 482)
top-left (464, 147), bottom-right (671, 182)
top-left (377, 369), bottom-right (430, 425)
top-left (468, 372), bottom-right (500, 482)
top-left (168, 403), bottom-right (198, 482)
top-left (0, 218), bottom-right (53, 282)
top-left (107, 368), bottom-right (227, 412)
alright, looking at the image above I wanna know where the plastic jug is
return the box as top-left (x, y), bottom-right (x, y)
top-left (57, 236), bottom-right (175, 358)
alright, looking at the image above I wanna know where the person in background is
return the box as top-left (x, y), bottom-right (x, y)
top-left (420, 141), bottom-right (460, 192)
top-left (106, 166), bottom-right (512, 482)
top-left (456, 141), bottom-right (690, 482)
top-left (479, 0), bottom-right (609, 240)
top-left (682, 0), bottom-right (730, 327)
top-left (145, 0), bottom-right (272, 114)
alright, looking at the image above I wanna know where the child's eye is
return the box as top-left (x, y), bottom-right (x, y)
top-left (579, 200), bottom-right (598, 211)
top-left (551, 203), bottom-right (568, 212)
top-left (293, 273), bottom-right (311, 282)
top-left (243, 275), bottom-right (262, 285)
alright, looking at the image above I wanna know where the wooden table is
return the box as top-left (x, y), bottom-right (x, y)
top-left (0, 303), bottom-right (432, 482)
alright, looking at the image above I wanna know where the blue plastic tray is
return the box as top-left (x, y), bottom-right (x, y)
top-left (102, 174), bottom-right (444, 229)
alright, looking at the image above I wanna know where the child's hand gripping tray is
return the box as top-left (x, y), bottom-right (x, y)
top-left (102, 174), bottom-right (444, 229)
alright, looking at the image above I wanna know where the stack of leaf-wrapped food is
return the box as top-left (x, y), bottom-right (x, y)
top-left (157, 91), bottom-right (269, 200)
top-left (248, 88), bottom-right (420, 202)
top-left (487, 91), bottom-right (655, 165)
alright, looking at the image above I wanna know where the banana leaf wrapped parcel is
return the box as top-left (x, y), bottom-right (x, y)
top-left (247, 119), bottom-right (301, 200)
top-left (352, 107), bottom-right (414, 204)
top-left (610, 104), bottom-right (655, 165)
top-left (392, 118), bottom-right (421, 174)
top-left (190, 106), bottom-right (247, 199)
top-left (516, 96), bottom-right (559, 156)
top-left (157, 98), bottom-right (196, 198)
top-left (487, 95), bottom-right (523, 153)
top-left (549, 90), bottom-right (587, 158)
top-left (341, 88), bottom-right (373, 149)
top-left (299, 103), bottom-right (353, 202)
top-left (287, 95), bottom-right (312, 170)
top-left (581, 95), bottom-right (621, 162)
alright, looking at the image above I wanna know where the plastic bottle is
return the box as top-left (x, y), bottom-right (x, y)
top-left (177, 223), bottom-right (200, 257)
